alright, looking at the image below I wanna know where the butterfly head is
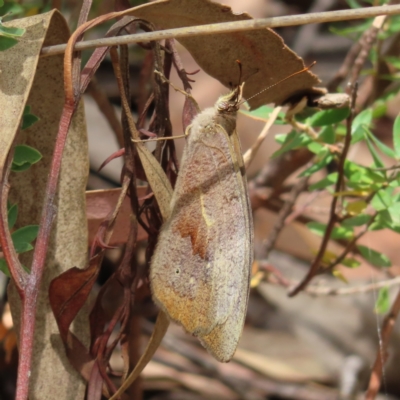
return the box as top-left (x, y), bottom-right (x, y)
top-left (216, 83), bottom-right (244, 114)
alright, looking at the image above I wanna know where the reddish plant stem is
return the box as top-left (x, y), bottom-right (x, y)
top-left (0, 179), bottom-right (27, 293)
top-left (14, 103), bottom-right (75, 400)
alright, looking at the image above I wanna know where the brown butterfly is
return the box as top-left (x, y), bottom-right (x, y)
top-left (150, 84), bottom-right (253, 362)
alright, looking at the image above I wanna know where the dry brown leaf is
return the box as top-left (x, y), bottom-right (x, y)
top-left (0, 10), bottom-right (89, 400)
top-left (131, 0), bottom-right (322, 108)
top-left (86, 188), bottom-right (148, 245)
top-left (110, 311), bottom-right (170, 400)
top-left (135, 144), bottom-right (173, 221)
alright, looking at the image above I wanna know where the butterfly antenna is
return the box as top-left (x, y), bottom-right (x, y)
top-left (240, 61), bottom-right (317, 105)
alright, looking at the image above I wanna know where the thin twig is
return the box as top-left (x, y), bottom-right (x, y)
top-left (243, 107), bottom-right (282, 169)
top-left (289, 83), bottom-right (358, 297)
top-left (262, 266), bottom-right (400, 296)
top-left (40, 5), bottom-right (400, 57)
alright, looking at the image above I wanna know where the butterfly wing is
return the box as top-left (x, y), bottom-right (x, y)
top-left (150, 118), bottom-right (252, 361)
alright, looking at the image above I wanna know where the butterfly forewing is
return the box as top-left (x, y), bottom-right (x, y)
top-left (150, 88), bottom-right (253, 362)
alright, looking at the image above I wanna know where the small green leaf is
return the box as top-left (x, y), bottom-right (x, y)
top-left (11, 163), bottom-right (32, 172)
top-left (371, 188), bottom-right (393, 211)
top-left (393, 114), bottom-right (400, 158)
top-left (341, 258), bottom-right (361, 268)
top-left (309, 173), bottom-right (338, 190)
top-left (366, 137), bottom-right (385, 168)
top-left (307, 222), bottom-right (354, 240)
top-left (366, 128), bottom-right (396, 158)
top-left (372, 101), bottom-right (387, 118)
top-left (308, 108), bottom-right (350, 127)
top-left (272, 132), bottom-right (311, 159)
top-left (240, 106), bottom-right (285, 124)
top-left (352, 109), bottom-right (373, 139)
top-left (357, 245), bottom-right (391, 267)
top-left (375, 287), bottom-right (390, 314)
top-left (330, 19), bottom-right (372, 36)
top-left (0, 23), bottom-right (25, 37)
top-left (300, 149), bottom-right (333, 177)
top-left (346, 0), bottom-right (362, 8)
top-left (0, 2), bottom-right (24, 15)
top-left (385, 56), bottom-right (400, 69)
top-left (0, 0), bottom-right (4, 7)
top-left (307, 142), bottom-right (324, 155)
top-left (387, 203), bottom-right (400, 226)
top-left (11, 225), bottom-right (39, 244)
top-left (0, 35), bottom-right (18, 50)
top-left (318, 125), bottom-right (336, 144)
top-left (369, 210), bottom-right (391, 231)
top-left (22, 106), bottom-right (40, 130)
top-left (275, 133), bottom-right (288, 145)
top-left (7, 203), bottom-right (17, 229)
top-left (341, 214), bottom-right (371, 227)
top-left (12, 145), bottom-right (42, 170)
top-left (14, 241), bottom-right (33, 254)
top-left (0, 259), bottom-right (10, 277)
top-left (345, 161), bottom-right (386, 185)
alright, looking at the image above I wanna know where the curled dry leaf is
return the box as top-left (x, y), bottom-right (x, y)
top-left (131, 0), bottom-right (323, 108)
top-left (1, 10), bottom-right (89, 400)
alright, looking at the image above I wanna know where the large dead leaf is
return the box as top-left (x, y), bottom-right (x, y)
top-left (0, 10), bottom-right (89, 400)
top-left (130, 0), bottom-right (322, 108)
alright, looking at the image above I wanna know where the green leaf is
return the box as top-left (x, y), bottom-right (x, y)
top-left (387, 203), bottom-right (400, 226)
top-left (0, 259), bottom-right (10, 277)
top-left (240, 106), bottom-right (285, 124)
top-left (11, 225), bottom-right (39, 244)
top-left (0, 35), bottom-right (18, 50)
top-left (14, 241), bottom-right (33, 254)
top-left (352, 109), bottom-right (373, 141)
top-left (385, 56), bottom-right (400, 69)
top-left (341, 214), bottom-right (371, 227)
top-left (375, 287), bottom-right (390, 314)
top-left (0, 23), bottom-right (25, 38)
top-left (0, 0), bottom-right (4, 7)
top-left (11, 163), bottom-right (32, 172)
top-left (299, 150), bottom-right (333, 177)
top-left (372, 101), bottom-right (387, 119)
top-left (22, 106), bottom-right (39, 130)
top-left (308, 108), bottom-right (350, 127)
top-left (393, 114), bottom-right (400, 158)
top-left (366, 137), bottom-right (385, 168)
top-left (366, 128), bottom-right (396, 158)
top-left (7, 203), bottom-right (17, 229)
top-left (318, 125), bottom-right (336, 144)
top-left (346, 0), bottom-right (362, 8)
top-left (307, 142), bottom-right (324, 155)
top-left (345, 161), bottom-right (386, 186)
top-left (12, 145), bottom-right (42, 170)
top-left (307, 222), bottom-right (354, 240)
top-left (330, 19), bottom-right (372, 37)
top-left (369, 210), bottom-right (392, 231)
top-left (371, 188), bottom-right (393, 211)
top-left (272, 132), bottom-right (311, 159)
top-left (357, 245), bottom-right (391, 267)
top-left (309, 172), bottom-right (338, 190)
top-left (341, 258), bottom-right (361, 268)
top-left (0, 2), bottom-right (25, 16)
